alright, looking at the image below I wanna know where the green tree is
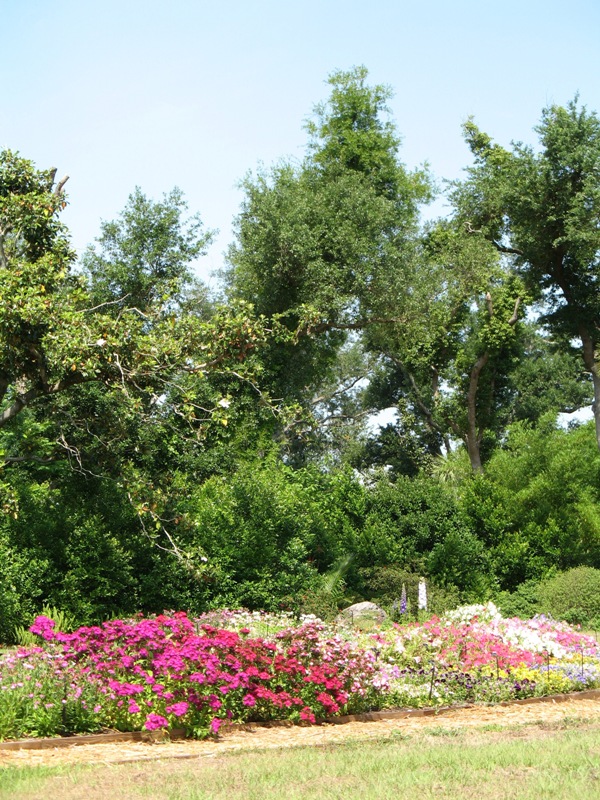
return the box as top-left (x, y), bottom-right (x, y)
top-left (504, 323), bottom-right (592, 424)
top-left (83, 186), bottom-right (212, 312)
top-left (228, 70), bottom-right (557, 473)
top-left (0, 152), bottom-right (291, 579)
top-left (226, 67), bottom-right (430, 417)
top-left (455, 99), bottom-right (600, 448)
top-left (459, 418), bottom-right (600, 589)
top-left (0, 153), bottom-right (276, 439)
top-left (362, 220), bottom-right (528, 472)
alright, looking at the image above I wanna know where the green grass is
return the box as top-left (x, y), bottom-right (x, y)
top-left (3, 725), bottom-right (600, 799)
top-left (0, 766), bottom-right (71, 798)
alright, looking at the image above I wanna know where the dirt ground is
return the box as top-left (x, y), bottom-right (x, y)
top-left (2, 696), bottom-right (600, 769)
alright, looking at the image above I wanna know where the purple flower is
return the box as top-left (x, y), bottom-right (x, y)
top-left (400, 584), bottom-right (407, 615)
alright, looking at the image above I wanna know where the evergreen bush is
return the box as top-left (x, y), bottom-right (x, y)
top-left (538, 567), bottom-right (600, 626)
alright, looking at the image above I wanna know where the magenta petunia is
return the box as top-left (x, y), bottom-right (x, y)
top-left (165, 701), bottom-right (189, 717)
top-left (144, 713), bottom-right (169, 730)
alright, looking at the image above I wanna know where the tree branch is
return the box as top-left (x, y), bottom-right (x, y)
top-left (0, 233), bottom-right (8, 270)
top-left (491, 240), bottom-right (524, 256)
top-left (464, 221), bottom-right (524, 256)
top-left (507, 297), bottom-right (521, 326)
top-left (299, 315), bottom-right (405, 338)
top-left (0, 373), bottom-right (89, 428)
top-left (0, 387), bottom-right (41, 426)
top-left (311, 374), bottom-right (367, 406)
top-left (2, 455), bottom-right (57, 466)
top-left (54, 175), bottom-right (69, 196)
top-left (79, 295), bottom-right (131, 314)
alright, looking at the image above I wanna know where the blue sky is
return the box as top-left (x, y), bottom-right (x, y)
top-left (4, 0), bottom-right (600, 287)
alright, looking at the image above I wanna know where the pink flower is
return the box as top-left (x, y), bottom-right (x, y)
top-left (242, 693), bottom-right (256, 707)
top-left (29, 616), bottom-right (56, 641)
top-left (165, 702), bottom-right (189, 717)
top-left (299, 707), bottom-right (316, 723)
top-left (210, 717), bottom-right (222, 734)
top-left (144, 713), bottom-right (169, 731)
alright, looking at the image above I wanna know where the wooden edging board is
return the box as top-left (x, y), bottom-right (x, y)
top-left (2, 688), bottom-right (600, 752)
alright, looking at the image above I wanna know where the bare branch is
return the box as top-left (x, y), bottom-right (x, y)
top-left (491, 240), bottom-right (524, 256)
top-left (79, 295), bottom-right (131, 314)
top-left (56, 433), bottom-right (104, 478)
top-left (2, 455), bottom-right (57, 466)
top-left (299, 315), bottom-right (406, 338)
top-left (311, 374), bottom-right (367, 406)
top-left (464, 221), bottom-right (524, 256)
top-left (54, 175), bottom-right (69, 196)
top-left (507, 297), bottom-right (521, 326)
top-left (127, 490), bottom-right (206, 573)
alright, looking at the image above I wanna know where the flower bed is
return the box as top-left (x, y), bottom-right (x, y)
top-left (0, 603), bottom-right (598, 741)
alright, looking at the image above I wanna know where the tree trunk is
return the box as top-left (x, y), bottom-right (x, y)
top-left (465, 432), bottom-right (484, 473)
top-left (465, 352), bottom-right (489, 474)
top-left (580, 328), bottom-right (600, 451)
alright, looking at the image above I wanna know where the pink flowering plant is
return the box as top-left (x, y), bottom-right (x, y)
top-left (379, 603), bottom-right (600, 706)
top-left (0, 611), bottom-right (384, 740)
top-left (0, 645), bottom-right (106, 740)
top-left (0, 603), bottom-right (599, 741)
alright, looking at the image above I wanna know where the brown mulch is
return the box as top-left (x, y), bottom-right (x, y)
top-left (2, 696), bottom-right (600, 769)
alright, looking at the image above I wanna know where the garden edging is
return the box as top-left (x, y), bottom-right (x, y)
top-left (2, 688), bottom-right (599, 752)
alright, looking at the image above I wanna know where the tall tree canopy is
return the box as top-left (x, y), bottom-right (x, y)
top-left (455, 99), bottom-right (600, 448)
top-left (225, 67), bottom-right (433, 467)
top-left (363, 220), bottom-right (527, 472)
top-left (0, 152), bottom-right (286, 542)
top-left (0, 153), bottom-right (276, 440)
top-left (228, 68), bottom-right (572, 472)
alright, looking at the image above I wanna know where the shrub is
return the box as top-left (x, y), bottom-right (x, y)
top-left (495, 579), bottom-right (542, 619)
top-left (538, 567), bottom-right (600, 626)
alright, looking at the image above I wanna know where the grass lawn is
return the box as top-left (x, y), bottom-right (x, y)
top-left (2, 719), bottom-right (600, 800)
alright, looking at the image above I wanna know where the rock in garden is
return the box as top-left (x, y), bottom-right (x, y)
top-left (339, 601), bottom-right (387, 624)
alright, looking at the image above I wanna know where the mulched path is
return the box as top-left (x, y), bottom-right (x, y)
top-left (2, 696), bottom-right (600, 768)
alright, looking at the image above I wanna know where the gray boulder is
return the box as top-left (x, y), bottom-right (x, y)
top-left (338, 601), bottom-right (387, 625)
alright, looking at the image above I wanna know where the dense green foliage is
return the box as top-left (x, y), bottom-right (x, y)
top-left (2, 70), bottom-right (600, 640)
top-left (538, 567), bottom-right (600, 626)
top-left (455, 99), bottom-right (600, 449)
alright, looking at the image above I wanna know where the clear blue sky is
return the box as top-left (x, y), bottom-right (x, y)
top-left (4, 0), bottom-right (600, 287)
